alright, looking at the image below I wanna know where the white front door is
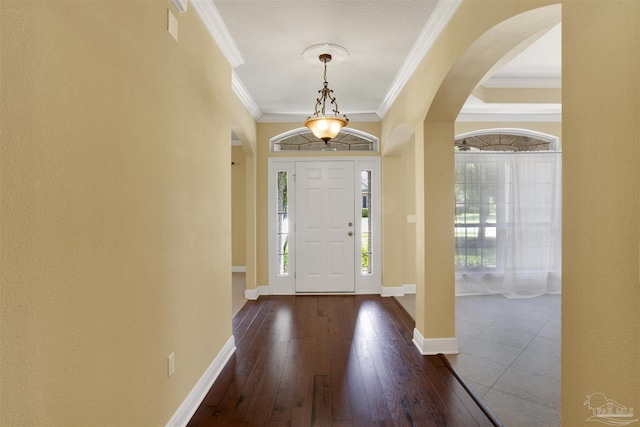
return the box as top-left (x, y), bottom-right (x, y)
top-left (295, 161), bottom-right (355, 292)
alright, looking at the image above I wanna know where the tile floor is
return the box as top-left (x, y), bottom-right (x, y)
top-left (395, 293), bottom-right (561, 427)
top-left (230, 275), bottom-right (561, 426)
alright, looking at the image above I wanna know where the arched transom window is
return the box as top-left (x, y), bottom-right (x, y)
top-left (455, 129), bottom-right (558, 152)
top-left (271, 127), bottom-right (378, 152)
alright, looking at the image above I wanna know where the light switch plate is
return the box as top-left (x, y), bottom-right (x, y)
top-left (168, 352), bottom-right (175, 377)
top-left (171, 0), bottom-right (188, 13)
top-left (167, 9), bottom-right (178, 41)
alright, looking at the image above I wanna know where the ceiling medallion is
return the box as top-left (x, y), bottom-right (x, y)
top-left (302, 43), bottom-right (349, 64)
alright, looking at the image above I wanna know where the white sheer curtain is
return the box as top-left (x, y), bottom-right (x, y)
top-left (455, 152), bottom-right (562, 298)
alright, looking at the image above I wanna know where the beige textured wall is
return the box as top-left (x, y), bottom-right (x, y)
top-left (230, 95), bottom-right (258, 290)
top-left (381, 136), bottom-right (417, 289)
top-left (402, 137), bottom-right (416, 286)
top-left (0, 1), bottom-right (233, 425)
top-left (232, 146), bottom-right (247, 267)
top-left (421, 121), bottom-right (456, 338)
top-left (561, 1), bottom-right (640, 423)
top-left (381, 156), bottom-right (404, 287)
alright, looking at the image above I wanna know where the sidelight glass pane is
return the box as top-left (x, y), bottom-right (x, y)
top-left (361, 170), bottom-right (372, 274)
top-left (277, 171), bottom-right (289, 275)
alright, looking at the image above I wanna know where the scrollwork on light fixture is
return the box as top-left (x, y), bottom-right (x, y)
top-left (304, 53), bottom-right (349, 143)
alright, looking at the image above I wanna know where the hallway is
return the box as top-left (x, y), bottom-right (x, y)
top-left (195, 292), bottom-right (500, 426)
top-left (232, 275), bottom-right (560, 426)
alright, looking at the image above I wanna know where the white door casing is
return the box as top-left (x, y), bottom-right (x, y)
top-left (268, 157), bottom-right (381, 295)
top-left (295, 161), bottom-right (355, 292)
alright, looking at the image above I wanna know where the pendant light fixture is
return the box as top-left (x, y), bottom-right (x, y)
top-left (304, 53), bottom-right (349, 143)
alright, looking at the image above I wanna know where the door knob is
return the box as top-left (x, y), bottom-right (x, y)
top-left (348, 231), bottom-right (353, 236)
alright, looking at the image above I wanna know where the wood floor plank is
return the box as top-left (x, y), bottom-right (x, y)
top-left (377, 297), bottom-right (496, 426)
top-left (363, 300), bottom-right (436, 423)
top-left (329, 335), bottom-right (353, 422)
top-left (311, 375), bottom-right (332, 426)
top-left (188, 295), bottom-right (501, 427)
top-left (241, 340), bottom-right (291, 425)
top-left (352, 334), bottom-right (393, 423)
top-left (290, 336), bottom-right (317, 426)
top-left (343, 349), bottom-right (375, 427)
top-left (269, 337), bottom-right (302, 423)
top-left (376, 299), bottom-right (484, 426)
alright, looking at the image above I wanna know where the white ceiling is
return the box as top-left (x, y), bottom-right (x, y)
top-left (200, 0), bottom-right (561, 123)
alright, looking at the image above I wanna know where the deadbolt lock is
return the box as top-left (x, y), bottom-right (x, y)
top-left (348, 222), bottom-right (353, 227)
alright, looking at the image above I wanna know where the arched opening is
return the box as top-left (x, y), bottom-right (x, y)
top-left (411, 5), bottom-right (562, 424)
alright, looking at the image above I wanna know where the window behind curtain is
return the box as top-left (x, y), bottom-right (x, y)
top-left (455, 152), bottom-right (562, 297)
top-left (455, 158), bottom-right (502, 271)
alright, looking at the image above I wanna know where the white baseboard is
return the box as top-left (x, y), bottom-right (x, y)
top-left (380, 284), bottom-right (416, 297)
top-left (166, 336), bottom-right (236, 427)
top-left (245, 284), bottom-right (412, 299)
top-left (232, 266), bottom-right (246, 273)
top-left (412, 328), bottom-right (459, 355)
top-left (403, 284), bottom-right (416, 294)
top-left (381, 286), bottom-right (404, 297)
top-left (245, 285), bottom-right (269, 300)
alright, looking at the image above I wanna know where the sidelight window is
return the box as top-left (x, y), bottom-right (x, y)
top-left (276, 171), bottom-right (289, 275)
top-left (361, 170), bottom-right (372, 274)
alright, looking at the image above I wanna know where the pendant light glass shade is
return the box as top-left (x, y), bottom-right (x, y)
top-left (304, 116), bottom-right (349, 142)
top-left (304, 53), bottom-right (348, 143)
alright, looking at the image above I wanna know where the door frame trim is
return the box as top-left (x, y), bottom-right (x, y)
top-left (268, 157), bottom-right (381, 295)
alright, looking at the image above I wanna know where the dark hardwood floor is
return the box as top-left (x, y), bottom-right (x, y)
top-left (188, 295), bottom-right (501, 426)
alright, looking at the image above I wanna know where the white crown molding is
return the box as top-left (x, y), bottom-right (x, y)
top-left (377, 0), bottom-right (462, 118)
top-left (259, 112), bottom-right (381, 123)
top-left (191, 1), bottom-right (263, 121)
top-left (191, 0), bottom-right (244, 68)
top-left (412, 329), bottom-right (459, 355)
top-left (165, 336), bottom-right (235, 427)
top-left (232, 71), bottom-right (262, 120)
